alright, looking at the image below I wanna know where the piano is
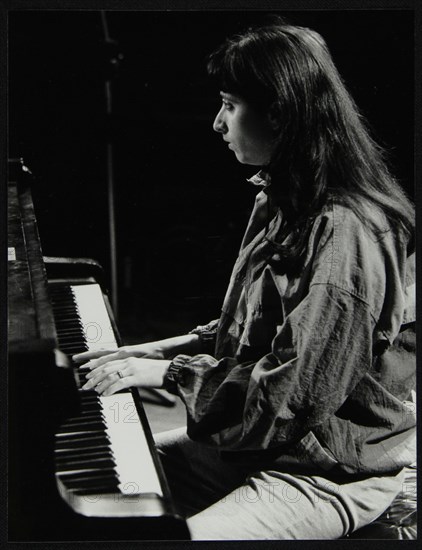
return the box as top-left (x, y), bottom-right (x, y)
top-left (7, 159), bottom-right (190, 541)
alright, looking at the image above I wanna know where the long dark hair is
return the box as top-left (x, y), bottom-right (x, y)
top-left (207, 18), bottom-right (414, 269)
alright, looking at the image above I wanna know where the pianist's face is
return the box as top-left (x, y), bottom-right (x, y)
top-left (212, 92), bottom-right (277, 166)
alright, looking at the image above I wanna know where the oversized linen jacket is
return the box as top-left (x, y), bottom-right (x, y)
top-left (165, 175), bottom-right (416, 475)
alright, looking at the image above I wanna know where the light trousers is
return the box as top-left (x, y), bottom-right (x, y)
top-left (154, 427), bottom-right (405, 540)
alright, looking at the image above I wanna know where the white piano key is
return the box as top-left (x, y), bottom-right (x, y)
top-left (70, 284), bottom-right (118, 352)
top-left (99, 393), bottom-right (163, 496)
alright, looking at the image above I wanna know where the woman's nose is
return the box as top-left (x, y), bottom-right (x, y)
top-left (213, 107), bottom-right (227, 134)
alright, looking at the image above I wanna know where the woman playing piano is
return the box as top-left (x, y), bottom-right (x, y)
top-left (75, 18), bottom-right (416, 540)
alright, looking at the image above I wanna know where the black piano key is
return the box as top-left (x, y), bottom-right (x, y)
top-left (55, 319), bottom-right (83, 327)
top-left (78, 389), bottom-right (99, 395)
top-left (57, 337), bottom-right (86, 347)
top-left (58, 325), bottom-right (83, 334)
top-left (61, 414), bottom-right (103, 425)
top-left (78, 403), bottom-right (103, 413)
top-left (55, 447), bottom-right (116, 469)
top-left (57, 334), bottom-right (85, 342)
top-left (55, 316), bottom-right (82, 324)
top-left (55, 448), bottom-right (114, 463)
top-left (55, 429), bottom-right (109, 442)
top-left (58, 339), bottom-right (87, 348)
top-left (51, 298), bottom-right (74, 304)
top-left (60, 346), bottom-right (88, 355)
top-left (56, 327), bottom-right (85, 336)
top-left (55, 319), bottom-right (80, 326)
top-left (52, 302), bottom-right (78, 310)
top-left (55, 435), bottom-right (110, 450)
top-left (65, 478), bottom-right (120, 492)
top-left (55, 444), bottom-right (112, 457)
top-left (55, 314), bottom-right (82, 323)
top-left (50, 291), bottom-right (75, 299)
top-left (56, 421), bottom-right (107, 434)
top-left (56, 429), bottom-right (108, 441)
top-left (55, 316), bottom-right (82, 323)
top-left (54, 314), bottom-right (81, 323)
top-left (62, 345), bottom-right (86, 354)
top-left (58, 340), bottom-right (84, 348)
top-left (56, 331), bottom-right (85, 340)
top-left (56, 430), bottom-right (106, 442)
top-left (78, 395), bottom-right (102, 404)
top-left (52, 301), bottom-right (76, 310)
top-left (76, 471), bottom-right (119, 483)
top-left (77, 390), bottom-right (100, 399)
top-left (56, 454), bottom-right (115, 469)
top-left (64, 406), bottom-right (101, 415)
top-left (79, 398), bottom-right (102, 407)
top-left (58, 422), bottom-right (104, 434)
top-left (54, 309), bottom-right (79, 317)
top-left (71, 485), bottom-right (120, 496)
top-left (56, 457), bottom-right (116, 471)
top-left (56, 324), bottom-right (83, 332)
top-left (58, 467), bottom-right (117, 480)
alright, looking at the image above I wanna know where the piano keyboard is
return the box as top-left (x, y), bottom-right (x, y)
top-left (49, 282), bottom-right (164, 517)
top-left (50, 283), bottom-right (118, 358)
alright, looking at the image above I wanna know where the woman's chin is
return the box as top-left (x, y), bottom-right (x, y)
top-left (234, 152), bottom-right (255, 165)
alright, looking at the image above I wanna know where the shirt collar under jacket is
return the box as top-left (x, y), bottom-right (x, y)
top-left (247, 171), bottom-right (271, 188)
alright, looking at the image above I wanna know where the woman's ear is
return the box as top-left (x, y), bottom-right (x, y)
top-left (267, 103), bottom-right (281, 132)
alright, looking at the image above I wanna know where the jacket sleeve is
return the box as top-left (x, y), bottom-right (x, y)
top-left (166, 283), bottom-right (376, 451)
top-left (188, 319), bottom-right (219, 356)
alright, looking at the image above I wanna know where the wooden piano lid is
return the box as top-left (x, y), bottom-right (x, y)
top-left (8, 159), bottom-right (57, 356)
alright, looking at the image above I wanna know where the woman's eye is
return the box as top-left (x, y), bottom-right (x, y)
top-left (222, 100), bottom-right (234, 111)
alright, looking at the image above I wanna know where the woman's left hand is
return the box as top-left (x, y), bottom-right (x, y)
top-left (81, 357), bottom-right (171, 396)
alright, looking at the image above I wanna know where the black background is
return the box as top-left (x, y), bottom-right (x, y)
top-left (8, 9), bottom-right (414, 341)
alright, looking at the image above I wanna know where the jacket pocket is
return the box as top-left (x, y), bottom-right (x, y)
top-left (296, 430), bottom-right (340, 471)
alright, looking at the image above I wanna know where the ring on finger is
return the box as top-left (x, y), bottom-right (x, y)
top-left (117, 370), bottom-right (124, 379)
